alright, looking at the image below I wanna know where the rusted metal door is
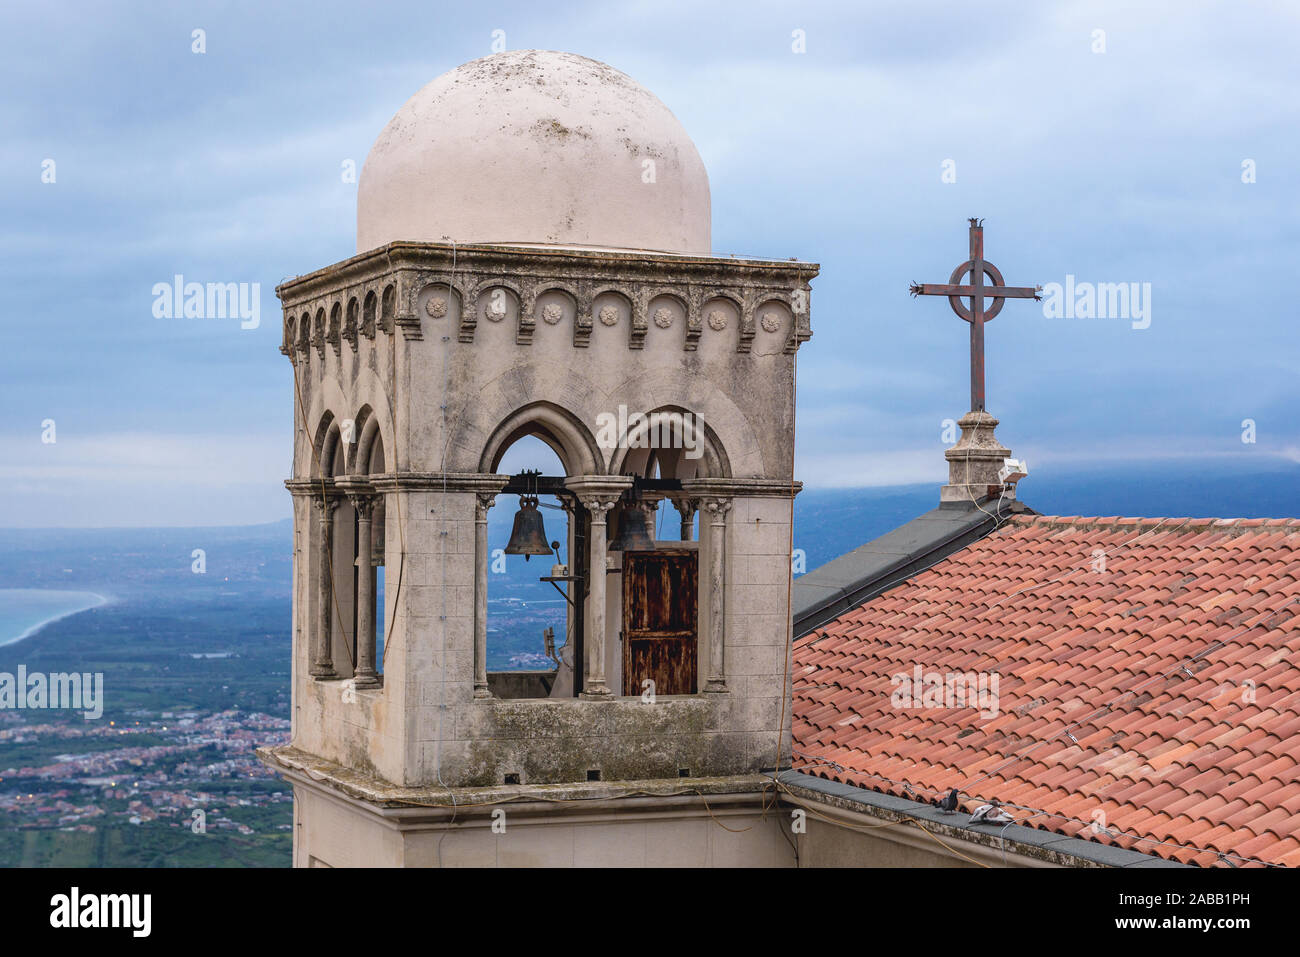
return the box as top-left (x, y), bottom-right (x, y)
top-left (622, 549), bottom-right (698, 696)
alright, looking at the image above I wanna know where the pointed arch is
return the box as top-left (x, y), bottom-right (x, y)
top-left (608, 404), bottom-right (731, 480)
top-left (478, 400), bottom-right (604, 476)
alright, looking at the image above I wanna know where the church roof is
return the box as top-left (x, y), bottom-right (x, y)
top-left (791, 498), bottom-right (1028, 638)
top-left (792, 514), bottom-right (1300, 867)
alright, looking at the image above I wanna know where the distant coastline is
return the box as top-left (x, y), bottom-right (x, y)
top-left (0, 589), bottom-right (112, 647)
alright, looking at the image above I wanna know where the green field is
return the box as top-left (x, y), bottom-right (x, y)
top-left (0, 813), bottom-right (291, 868)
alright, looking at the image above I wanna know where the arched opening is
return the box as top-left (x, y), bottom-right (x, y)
top-left (309, 414), bottom-right (357, 681)
top-left (323, 411), bottom-right (386, 691)
top-left (309, 409), bottom-right (392, 689)
top-left (362, 291), bottom-right (377, 338)
top-left (606, 406), bottom-right (722, 697)
top-left (487, 434), bottom-right (575, 699)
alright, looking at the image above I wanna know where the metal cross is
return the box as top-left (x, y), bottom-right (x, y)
top-left (910, 218), bottom-right (1041, 413)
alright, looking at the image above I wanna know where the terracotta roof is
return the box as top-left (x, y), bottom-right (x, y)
top-left (792, 515), bottom-right (1300, 867)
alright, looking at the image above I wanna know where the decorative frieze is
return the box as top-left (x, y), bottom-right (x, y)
top-left (276, 243), bottom-right (818, 360)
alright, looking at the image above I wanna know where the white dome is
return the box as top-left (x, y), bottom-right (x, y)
top-left (357, 51), bottom-right (712, 255)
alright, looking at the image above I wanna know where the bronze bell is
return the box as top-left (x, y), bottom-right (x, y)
top-left (609, 499), bottom-right (656, 552)
top-left (504, 495), bottom-right (552, 561)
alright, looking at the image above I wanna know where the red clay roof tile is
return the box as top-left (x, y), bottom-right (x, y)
top-left (792, 514), bottom-right (1300, 867)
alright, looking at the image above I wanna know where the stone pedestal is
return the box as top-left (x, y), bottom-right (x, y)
top-left (941, 410), bottom-right (1012, 504)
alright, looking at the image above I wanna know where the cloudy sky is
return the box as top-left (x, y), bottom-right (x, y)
top-left (1, 1), bottom-right (1296, 526)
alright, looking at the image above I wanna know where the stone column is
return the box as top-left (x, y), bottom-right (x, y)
top-left (350, 493), bottom-right (381, 689)
top-left (311, 497), bottom-right (339, 679)
top-left (564, 476), bottom-right (633, 700)
top-left (577, 495), bottom-right (618, 698)
top-left (672, 496), bottom-right (698, 541)
top-left (473, 492), bottom-right (496, 699)
top-left (701, 497), bottom-right (732, 693)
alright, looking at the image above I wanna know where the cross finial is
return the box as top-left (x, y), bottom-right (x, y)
top-left (909, 219), bottom-right (1040, 412)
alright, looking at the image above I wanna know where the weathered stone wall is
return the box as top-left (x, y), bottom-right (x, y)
top-left (275, 241), bottom-right (815, 791)
top-left (288, 775), bottom-right (795, 868)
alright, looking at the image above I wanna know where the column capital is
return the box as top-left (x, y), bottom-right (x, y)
top-left (700, 497), bottom-right (733, 519)
top-left (312, 495), bottom-right (341, 520)
top-left (669, 495), bottom-right (699, 517)
top-left (564, 474), bottom-right (633, 515)
top-left (670, 495), bottom-right (698, 541)
top-left (345, 491), bottom-right (378, 518)
top-left (582, 498), bottom-right (619, 518)
top-left (474, 491), bottom-right (497, 519)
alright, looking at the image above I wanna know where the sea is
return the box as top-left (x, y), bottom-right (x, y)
top-left (0, 589), bottom-right (109, 647)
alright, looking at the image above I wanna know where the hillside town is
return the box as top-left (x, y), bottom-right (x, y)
top-left (0, 708), bottom-right (289, 835)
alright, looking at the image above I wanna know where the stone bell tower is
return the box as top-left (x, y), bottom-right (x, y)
top-left (259, 50), bottom-right (818, 867)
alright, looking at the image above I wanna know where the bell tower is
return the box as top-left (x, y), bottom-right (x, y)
top-left (259, 50), bottom-right (818, 868)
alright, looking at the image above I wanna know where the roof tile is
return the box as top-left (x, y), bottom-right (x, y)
top-left (792, 514), bottom-right (1300, 867)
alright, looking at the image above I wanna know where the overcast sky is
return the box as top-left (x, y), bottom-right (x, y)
top-left (1, 0), bottom-right (1296, 526)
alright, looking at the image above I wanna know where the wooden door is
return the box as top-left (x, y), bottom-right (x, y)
top-left (622, 549), bottom-right (698, 696)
